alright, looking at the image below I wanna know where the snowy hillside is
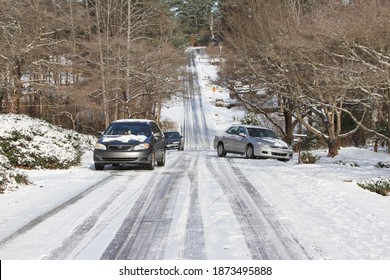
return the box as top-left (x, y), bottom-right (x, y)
top-left (0, 114), bottom-right (95, 193)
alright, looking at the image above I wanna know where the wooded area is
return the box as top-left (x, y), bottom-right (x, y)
top-left (218, 0), bottom-right (390, 155)
top-left (0, 0), bottom-right (389, 156)
top-left (0, 0), bottom-right (184, 132)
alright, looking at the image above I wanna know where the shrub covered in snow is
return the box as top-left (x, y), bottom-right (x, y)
top-left (375, 161), bottom-right (390, 169)
top-left (0, 114), bottom-right (95, 169)
top-left (240, 112), bottom-right (261, 126)
top-left (356, 178), bottom-right (390, 196)
top-left (299, 151), bottom-right (320, 164)
top-left (333, 160), bottom-right (359, 167)
top-left (0, 155), bottom-right (29, 193)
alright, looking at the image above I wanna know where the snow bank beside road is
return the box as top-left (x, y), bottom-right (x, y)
top-left (0, 114), bottom-right (95, 193)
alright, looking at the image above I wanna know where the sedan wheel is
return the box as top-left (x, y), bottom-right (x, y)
top-left (146, 152), bottom-right (155, 170)
top-left (217, 143), bottom-right (227, 157)
top-left (157, 150), bottom-right (166, 166)
top-left (245, 145), bottom-right (255, 159)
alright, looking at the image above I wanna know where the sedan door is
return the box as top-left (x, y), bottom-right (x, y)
top-left (222, 126), bottom-right (238, 151)
top-left (231, 126), bottom-right (249, 153)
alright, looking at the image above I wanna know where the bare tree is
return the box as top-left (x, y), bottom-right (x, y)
top-left (0, 0), bottom-right (67, 114)
top-left (85, 0), bottom-right (183, 127)
top-left (0, 0), bottom-right (186, 134)
top-left (0, 0), bottom-right (91, 124)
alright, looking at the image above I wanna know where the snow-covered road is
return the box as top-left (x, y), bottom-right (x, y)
top-left (1, 48), bottom-right (390, 261)
top-left (1, 148), bottom-right (390, 260)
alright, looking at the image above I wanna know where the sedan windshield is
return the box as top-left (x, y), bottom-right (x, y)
top-left (247, 128), bottom-right (277, 138)
top-left (164, 132), bottom-right (180, 138)
top-left (104, 123), bottom-right (150, 136)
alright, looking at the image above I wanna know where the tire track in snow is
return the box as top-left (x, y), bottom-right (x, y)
top-left (206, 156), bottom-right (311, 260)
top-left (100, 172), bottom-right (168, 259)
top-left (226, 158), bottom-right (313, 259)
top-left (181, 155), bottom-right (206, 259)
top-left (192, 55), bottom-right (212, 150)
top-left (45, 174), bottom-right (143, 259)
top-left (0, 175), bottom-right (115, 249)
top-left (183, 52), bottom-right (210, 151)
top-left (240, 162), bottom-right (350, 260)
top-left (101, 153), bottom-right (199, 260)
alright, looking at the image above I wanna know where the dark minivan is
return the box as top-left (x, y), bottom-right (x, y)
top-left (93, 119), bottom-right (165, 170)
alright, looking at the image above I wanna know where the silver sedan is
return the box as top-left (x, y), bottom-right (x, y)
top-left (213, 125), bottom-right (293, 161)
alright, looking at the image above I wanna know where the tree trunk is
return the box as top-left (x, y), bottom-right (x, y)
top-left (328, 138), bottom-right (340, 157)
top-left (284, 110), bottom-right (294, 144)
top-left (125, 0), bottom-right (132, 118)
top-left (10, 60), bottom-right (23, 114)
top-left (10, 89), bottom-right (21, 114)
top-left (95, 0), bottom-right (110, 127)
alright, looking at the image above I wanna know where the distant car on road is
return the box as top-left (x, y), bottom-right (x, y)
top-left (213, 125), bottom-right (293, 161)
top-left (163, 131), bottom-right (184, 151)
top-left (93, 119), bottom-right (166, 170)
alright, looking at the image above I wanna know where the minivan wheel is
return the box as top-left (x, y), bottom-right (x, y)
top-left (95, 163), bottom-right (105, 170)
top-left (157, 150), bottom-right (166, 166)
top-left (146, 152), bottom-right (155, 170)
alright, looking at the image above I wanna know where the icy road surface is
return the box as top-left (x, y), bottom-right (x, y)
top-left (0, 151), bottom-right (352, 260)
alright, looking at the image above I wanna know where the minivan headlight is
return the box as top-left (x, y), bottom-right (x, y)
top-left (134, 143), bottom-right (150, 150)
top-left (94, 143), bottom-right (107, 150)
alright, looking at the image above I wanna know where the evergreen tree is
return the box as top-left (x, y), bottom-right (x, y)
top-left (165, 0), bottom-right (217, 38)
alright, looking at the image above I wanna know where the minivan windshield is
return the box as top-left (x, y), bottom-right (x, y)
top-left (247, 128), bottom-right (277, 138)
top-left (104, 122), bottom-right (150, 137)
